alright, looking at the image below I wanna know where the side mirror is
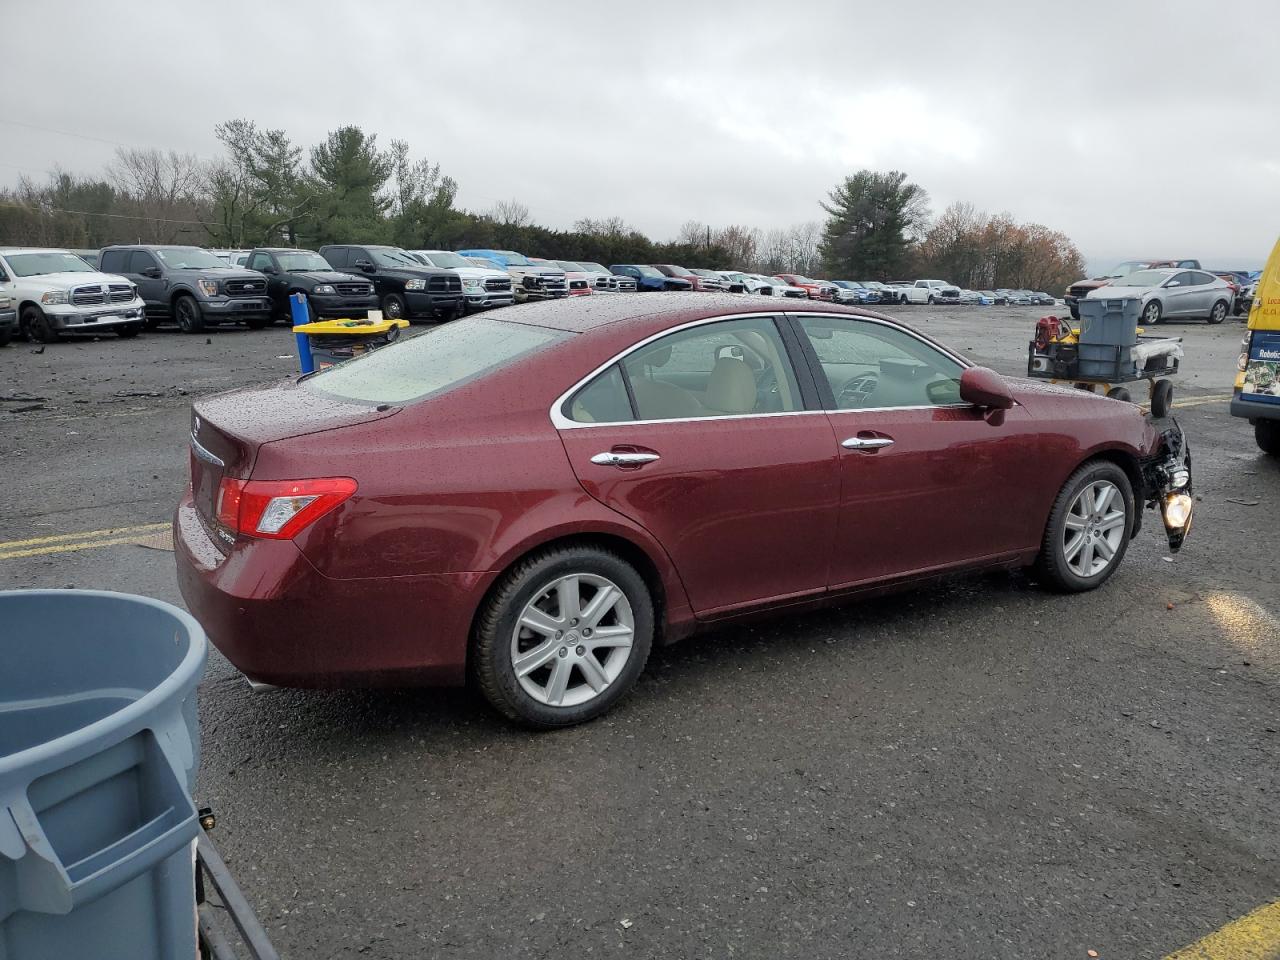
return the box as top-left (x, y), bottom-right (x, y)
top-left (1165, 280), bottom-right (1180, 287)
top-left (355, 260), bottom-right (375, 273)
top-left (959, 366), bottom-right (1014, 410)
top-left (141, 266), bottom-right (162, 279)
top-left (260, 266), bottom-right (276, 275)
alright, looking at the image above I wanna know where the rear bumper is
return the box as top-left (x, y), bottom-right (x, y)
top-left (173, 496), bottom-right (480, 687)
top-left (0, 309), bottom-right (17, 333)
top-left (1231, 394), bottom-right (1280, 422)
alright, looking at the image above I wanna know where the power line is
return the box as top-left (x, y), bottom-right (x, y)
top-left (0, 118), bottom-right (136, 149)
top-left (0, 198), bottom-right (215, 227)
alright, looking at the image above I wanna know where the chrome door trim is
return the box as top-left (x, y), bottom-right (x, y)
top-left (190, 433), bottom-right (225, 468)
top-left (549, 309), bottom-right (974, 430)
top-left (841, 436), bottom-right (895, 449)
top-left (590, 451), bottom-right (661, 466)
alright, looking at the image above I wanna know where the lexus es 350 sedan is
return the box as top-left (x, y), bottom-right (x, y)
top-left (175, 294), bottom-right (1193, 727)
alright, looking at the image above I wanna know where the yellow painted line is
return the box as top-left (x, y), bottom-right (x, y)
top-left (0, 532), bottom-right (169, 561)
top-left (1162, 899), bottom-right (1280, 959)
top-left (1171, 393), bottom-right (1234, 408)
top-left (0, 522), bottom-right (169, 551)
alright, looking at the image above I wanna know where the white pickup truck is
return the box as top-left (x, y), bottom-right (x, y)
top-left (913, 279), bottom-right (962, 304)
top-left (0, 247), bottom-right (146, 342)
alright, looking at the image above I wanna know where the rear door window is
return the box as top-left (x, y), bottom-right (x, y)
top-left (565, 364), bottom-right (633, 423)
top-left (99, 249), bottom-right (127, 273)
top-left (305, 317), bottom-right (567, 405)
top-left (322, 247), bottom-right (348, 269)
top-left (129, 250), bottom-right (159, 273)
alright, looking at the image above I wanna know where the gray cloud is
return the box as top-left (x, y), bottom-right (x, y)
top-left (6, 0), bottom-right (1276, 267)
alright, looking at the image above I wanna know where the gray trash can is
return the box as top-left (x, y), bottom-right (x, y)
top-left (0, 590), bottom-right (207, 960)
top-left (1078, 296), bottom-right (1142, 380)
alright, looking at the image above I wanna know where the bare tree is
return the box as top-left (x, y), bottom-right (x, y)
top-left (107, 147), bottom-right (207, 242)
top-left (574, 216), bottom-right (634, 238)
top-left (490, 198), bottom-right (531, 228)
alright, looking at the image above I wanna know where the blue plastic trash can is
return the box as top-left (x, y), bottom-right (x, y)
top-left (0, 590), bottom-right (207, 960)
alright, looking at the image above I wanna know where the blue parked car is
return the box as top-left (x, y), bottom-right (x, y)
top-left (610, 264), bottom-right (693, 291)
top-left (831, 280), bottom-right (880, 303)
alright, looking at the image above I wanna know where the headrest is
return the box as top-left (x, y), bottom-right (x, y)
top-left (704, 357), bottom-right (756, 414)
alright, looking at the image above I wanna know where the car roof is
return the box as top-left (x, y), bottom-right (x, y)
top-left (0, 247), bottom-right (73, 254)
top-left (257, 247), bottom-right (318, 253)
top-left (497, 290), bottom-right (892, 334)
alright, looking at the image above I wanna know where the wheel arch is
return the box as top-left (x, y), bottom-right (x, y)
top-left (1070, 444), bottom-right (1146, 539)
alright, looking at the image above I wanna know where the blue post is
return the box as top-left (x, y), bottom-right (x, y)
top-left (291, 293), bottom-right (314, 374)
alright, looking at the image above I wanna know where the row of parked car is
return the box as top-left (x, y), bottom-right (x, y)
top-left (0, 241), bottom-right (1062, 345)
top-left (1063, 258), bottom-right (1258, 323)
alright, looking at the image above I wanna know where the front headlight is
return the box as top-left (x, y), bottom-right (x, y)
top-left (197, 279), bottom-right (220, 297)
top-left (41, 291), bottom-right (69, 305)
top-left (462, 278), bottom-right (483, 291)
top-left (404, 278), bottom-right (426, 291)
top-left (312, 284), bottom-right (336, 295)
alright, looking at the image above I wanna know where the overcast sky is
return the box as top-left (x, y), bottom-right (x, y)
top-left (6, 0), bottom-right (1277, 269)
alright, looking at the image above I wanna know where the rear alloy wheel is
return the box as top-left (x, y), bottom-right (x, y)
top-left (381, 293), bottom-right (406, 321)
top-left (1035, 461), bottom-right (1133, 592)
top-left (1142, 300), bottom-right (1163, 325)
top-left (174, 295), bottom-right (205, 334)
top-left (1208, 299), bottom-right (1228, 325)
top-left (473, 545), bottom-right (653, 728)
top-left (22, 306), bottom-right (58, 343)
top-left (1256, 419), bottom-right (1280, 457)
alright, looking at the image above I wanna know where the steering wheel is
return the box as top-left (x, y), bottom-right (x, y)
top-left (754, 366), bottom-right (781, 411)
top-left (838, 373), bottom-right (878, 408)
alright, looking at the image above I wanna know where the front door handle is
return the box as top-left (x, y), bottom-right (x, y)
top-left (590, 451), bottom-right (661, 467)
top-left (842, 436), bottom-right (894, 450)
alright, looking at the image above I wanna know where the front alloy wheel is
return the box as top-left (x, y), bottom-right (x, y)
top-left (1062, 480), bottom-right (1127, 578)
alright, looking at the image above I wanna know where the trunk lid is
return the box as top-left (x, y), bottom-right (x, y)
top-left (188, 379), bottom-right (398, 543)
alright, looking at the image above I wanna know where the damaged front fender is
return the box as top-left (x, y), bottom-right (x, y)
top-left (1140, 419), bottom-right (1193, 553)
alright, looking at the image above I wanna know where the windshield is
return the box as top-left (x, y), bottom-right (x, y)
top-left (500, 251), bottom-right (533, 266)
top-left (555, 261), bottom-right (584, 272)
top-left (306, 318), bottom-right (567, 405)
top-left (634, 266), bottom-right (662, 278)
top-left (3, 251), bottom-right (96, 276)
top-left (1104, 261), bottom-right (1149, 278)
top-left (156, 247), bottom-right (225, 269)
top-left (578, 262), bottom-right (609, 273)
top-left (413, 251), bottom-right (470, 269)
top-left (277, 252), bottom-right (333, 272)
top-left (790, 276), bottom-right (815, 284)
top-left (1107, 270), bottom-right (1173, 288)
top-left (371, 249), bottom-right (424, 269)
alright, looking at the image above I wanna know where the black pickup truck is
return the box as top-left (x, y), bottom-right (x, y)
top-left (318, 245), bottom-right (463, 322)
top-left (245, 248), bottom-right (378, 322)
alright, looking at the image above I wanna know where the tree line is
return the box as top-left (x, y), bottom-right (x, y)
top-left (0, 121), bottom-right (1084, 291)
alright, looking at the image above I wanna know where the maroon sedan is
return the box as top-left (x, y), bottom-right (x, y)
top-left (175, 295), bottom-right (1193, 727)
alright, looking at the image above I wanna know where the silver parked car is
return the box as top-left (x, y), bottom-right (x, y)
top-left (1085, 267), bottom-right (1234, 325)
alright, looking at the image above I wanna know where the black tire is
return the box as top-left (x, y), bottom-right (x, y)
top-left (174, 295), bottom-right (205, 334)
top-left (1255, 419), bottom-right (1280, 456)
top-left (381, 293), bottom-right (407, 321)
top-left (144, 316), bottom-right (161, 331)
top-left (1142, 299), bottom-right (1163, 326)
top-left (22, 306), bottom-right (58, 343)
top-left (0, 328), bottom-right (11, 347)
top-left (1106, 386), bottom-right (1131, 402)
top-left (1150, 379), bottom-right (1173, 418)
top-left (472, 544), bottom-right (654, 729)
top-left (1207, 299), bottom-right (1228, 325)
top-left (115, 325), bottom-right (141, 339)
top-left (245, 316), bottom-right (269, 330)
top-left (1034, 460), bottom-right (1134, 593)
top-left (927, 295), bottom-right (936, 305)
top-left (1069, 304), bottom-right (1080, 321)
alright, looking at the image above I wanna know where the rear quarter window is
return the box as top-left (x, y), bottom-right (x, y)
top-left (305, 317), bottom-right (567, 405)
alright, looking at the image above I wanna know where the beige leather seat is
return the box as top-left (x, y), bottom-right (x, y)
top-left (702, 357), bottom-right (757, 414)
top-left (631, 377), bottom-right (705, 420)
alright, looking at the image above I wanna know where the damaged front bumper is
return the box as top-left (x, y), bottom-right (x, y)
top-left (1141, 419), bottom-right (1193, 552)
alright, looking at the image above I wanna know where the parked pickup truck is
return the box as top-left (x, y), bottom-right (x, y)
top-left (914, 279), bottom-right (961, 304)
top-left (0, 247), bottom-right (146, 342)
top-left (456, 249), bottom-right (568, 301)
top-left (409, 250), bottom-right (515, 310)
top-left (99, 244), bottom-right (271, 333)
top-left (319, 245), bottom-right (463, 321)
top-left (887, 281), bottom-right (929, 304)
top-left (0, 294), bottom-right (16, 346)
top-left (245, 248), bottom-right (378, 322)
top-left (610, 265), bottom-right (693, 291)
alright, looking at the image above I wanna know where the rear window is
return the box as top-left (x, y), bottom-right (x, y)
top-left (304, 317), bottom-right (567, 405)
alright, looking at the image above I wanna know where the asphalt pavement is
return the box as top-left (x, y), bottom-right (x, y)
top-left (1, 303), bottom-right (1276, 959)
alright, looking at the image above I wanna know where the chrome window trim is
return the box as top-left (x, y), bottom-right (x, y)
top-left (549, 310), bottom-right (975, 430)
top-left (190, 433), bottom-right (225, 468)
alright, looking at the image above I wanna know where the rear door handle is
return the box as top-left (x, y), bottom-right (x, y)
top-left (842, 436), bottom-right (894, 450)
top-left (590, 451), bottom-right (661, 467)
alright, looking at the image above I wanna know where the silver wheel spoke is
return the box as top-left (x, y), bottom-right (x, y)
top-left (1079, 539), bottom-right (1095, 574)
top-left (578, 654), bottom-right (609, 693)
top-left (1097, 510), bottom-right (1126, 533)
top-left (1080, 485), bottom-right (1096, 515)
top-left (1064, 513), bottom-right (1088, 531)
top-left (556, 577), bottom-right (582, 623)
top-left (513, 640), bottom-right (559, 677)
top-left (580, 584), bottom-right (621, 629)
top-left (1093, 484), bottom-right (1115, 515)
top-left (545, 657), bottom-right (572, 705)
top-left (1064, 532), bottom-right (1085, 562)
top-left (1094, 536), bottom-right (1115, 562)
top-left (519, 607), bottom-right (562, 639)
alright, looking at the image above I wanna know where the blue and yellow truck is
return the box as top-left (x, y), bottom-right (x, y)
top-left (1232, 236), bottom-right (1280, 455)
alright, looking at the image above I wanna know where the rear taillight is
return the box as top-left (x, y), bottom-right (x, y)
top-left (215, 476), bottom-right (356, 540)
